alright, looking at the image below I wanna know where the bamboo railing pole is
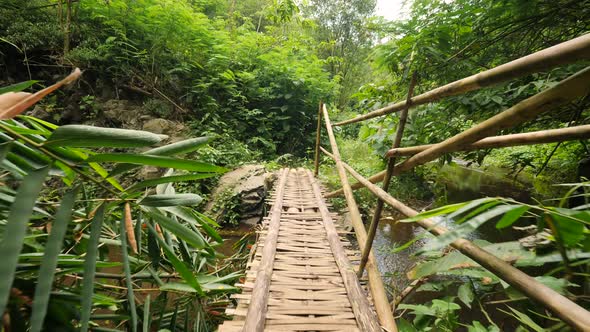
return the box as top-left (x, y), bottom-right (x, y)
top-left (394, 67), bottom-right (590, 174)
top-left (358, 73), bottom-right (417, 278)
top-left (322, 105), bottom-right (398, 332)
top-left (385, 124), bottom-right (590, 157)
top-left (320, 148), bottom-right (590, 331)
top-left (334, 33), bottom-right (590, 126)
top-left (313, 102), bottom-right (323, 176)
top-left (243, 169), bottom-right (289, 331)
top-left (305, 170), bottom-right (382, 332)
top-left (327, 66), bottom-right (590, 198)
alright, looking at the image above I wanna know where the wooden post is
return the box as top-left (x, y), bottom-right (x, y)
top-left (243, 169), bottom-right (289, 331)
top-left (358, 73), bottom-right (417, 278)
top-left (322, 105), bottom-right (398, 332)
top-left (334, 34), bottom-right (590, 126)
top-left (385, 124), bottom-right (590, 157)
top-left (314, 102), bottom-right (323, 176)
top-left (320, 147), bottom-right (590, 332)
top-left (305, 170), bottom-right (382, 332)
top-left (327, 66), bottom-right (590, 198)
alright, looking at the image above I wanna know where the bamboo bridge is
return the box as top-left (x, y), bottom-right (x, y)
top-left (219, 34), bottom-right (590, 331)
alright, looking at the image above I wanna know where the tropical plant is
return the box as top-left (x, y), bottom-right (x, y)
top-left (394, 185), bottom-right (590, 330)
top-left (0, 73), bottom-right (241, 331)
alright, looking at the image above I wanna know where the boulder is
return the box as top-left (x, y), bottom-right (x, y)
top-left (206, 165), bottom-right (276, 227)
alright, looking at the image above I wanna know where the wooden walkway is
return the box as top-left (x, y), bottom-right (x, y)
top-left (219, 168), bottom-right (383, 332)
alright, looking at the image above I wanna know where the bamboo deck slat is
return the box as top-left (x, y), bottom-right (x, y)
top-left (218, 168), bottom-right (382, 332)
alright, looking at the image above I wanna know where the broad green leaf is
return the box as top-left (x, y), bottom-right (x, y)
top-left (446, 197), bottom-right (497, 222)
top-left (88, 153), bottom-right (227, 173)
top-left (457, 283), bottom-right (474, 309)
top-left (109, 137), bottom-right (212, 176)
top-left (0, 166), bottom-right (49, 316)
top-left (30, 187), bottom-right (79, 332)
top-left (147, 210), bottom-right (206, 249)
top-left (422, 205), bottom-right (518, 252)
top-left (81, 204), bottom-right (106, 332)
top-left (496, 205), bottom-right (529, 229)
top-left (0, 80), bottom-right (38, 94)
top-left (126, 173), bottom-right (217, 192)
top-left (45, 125), bottom-right (166, 148)
top-left (146, 223), bottom-right (203, 295)
top-left (120, 211), bottom-right (138, 332)
top-left (400, 202), bottom-right (467, 222)
top-left (143, 136), bottom-right (211, 156)
top-left (549, 211), bottom-right (586, 246)
top-left (139, 194), bottom-right (202, 207)
top-left (160, 207), bottom-right (221, 242)
top-left (397, 318), bottom-right (418, 332)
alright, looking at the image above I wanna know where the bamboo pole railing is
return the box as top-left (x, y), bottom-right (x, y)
top-left (321, 104), bottom-right (398, 332)
top-left (319, 147), bottom-right (590, 331)
top-left (334, 33), bottom-right (590, 126)
top-left (358, 72), bottom-right (417, 278)
top-left (385, 124), bottom-right (590, 157)
top-left (311, 34), bottom-right (590, 332)
top-left (326, 66), bottom-right (590, 198)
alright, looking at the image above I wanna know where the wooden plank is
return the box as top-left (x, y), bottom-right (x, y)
top-left (243, 169), bottom-right (289, 331)
top-left (305, 169), bottom-right (382, 331)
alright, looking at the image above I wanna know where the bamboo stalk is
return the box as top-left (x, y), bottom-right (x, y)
top-left (322, 105), bottom-right (398, 332)
top-left (359, 73), bottom-right (417, 278)
top-left (385, 124), bottom-right (590, 157)
top-left (243, 169), bottom-right (289, 331)
top-left (314, 102), bottom-right (323, 176)
top-left (334, 33), bottom-right (590, 126)
top-left (320, 148), bottom-right (590, 331)
top-left (327, 66), bottom-right (590, 198)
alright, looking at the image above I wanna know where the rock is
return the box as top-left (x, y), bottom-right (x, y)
top-left (102, 100), bottom-right (143, 127)
top-left (206, 165), bottom-right (276, 227)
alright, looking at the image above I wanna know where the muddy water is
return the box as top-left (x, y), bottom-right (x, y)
top-left (372, 163), bottom-right (533, 293)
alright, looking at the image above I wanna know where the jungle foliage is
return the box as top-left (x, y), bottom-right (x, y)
top-left (2, 0), bottom-right (590, 331)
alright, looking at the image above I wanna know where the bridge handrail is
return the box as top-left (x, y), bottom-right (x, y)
top-left (313, 34), bottom-right (590, 331)
top-left (334, 33), bottom-right (590, 126)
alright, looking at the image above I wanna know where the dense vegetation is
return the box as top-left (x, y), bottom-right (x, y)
top-left (1, 0), bottom-right (590, 331)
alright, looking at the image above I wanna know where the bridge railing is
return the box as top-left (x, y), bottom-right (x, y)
top-left (313, 33), bottom-right (590, 332)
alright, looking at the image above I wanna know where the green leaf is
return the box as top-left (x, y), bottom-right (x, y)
top-left (500, 307), bottom-right (544, 332)
top-left (422, 205), bottom-right (518, 252)
top-left (109, 137), bottom-right (212, 176)
top-left (0, 166), bottom-right (49, 316)
top-left (147, 223), bottom-right (160, 270)
top-left (160, 282), bottom-right (196, 293)
top-left (457, 283), bottom-right (474, 309)
top-left (143, 137), bottom-right (211, 156)
top-left (139, 194), bottom-right (202, 207)
top-left (30, 187), bottom-right (79, 332)
top-left (120, 211), bottom-right (138, 332)
top-left (549, 210), bottom-right (586, 246)
top-left (400, 202), bottom-right (467, 222)
top-left (143, 294), bottom-right (150, 332)
top-left (496, 205), bottom-right (529, 229)
top-left (146, 223), bottom-right (203, 295)
top-left (126, 173), bottom-right (218, 192)
top-left (88, 153), bottom-right (227, 173)
top-left (397, 318), bottom-right (418, 332)
top-left (45, 125), bottom-right (166, 148)
top-left (0, 80), bottom-right (38, 94)
top-left (81, 204), bottom-right (106, 332)
top-left (147, 211), bottom-right (206, 249)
